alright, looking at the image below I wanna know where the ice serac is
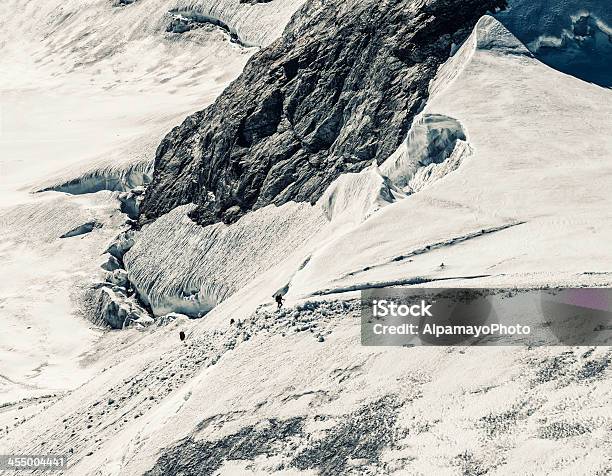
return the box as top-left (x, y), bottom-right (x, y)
top-left (381, 113), bottom-right (471, 190)
top-left (38, 160), bottom-right (153, 195)
top-left (320, 162), bottom-right (406, 226)
top-left (140, 0), bottom-right (509, 226)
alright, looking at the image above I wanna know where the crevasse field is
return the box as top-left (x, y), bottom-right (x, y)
top-left (0, 0), bottom-right (611, 474)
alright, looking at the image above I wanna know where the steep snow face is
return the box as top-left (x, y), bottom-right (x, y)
top-left (497, 0), bottom-right (612, 86)
top-left (287, 15), bottom-right (612, 298)
top-left (123, 155), bottom-right (416, 319)
top-left (123, 203), bottom-right (328, 317)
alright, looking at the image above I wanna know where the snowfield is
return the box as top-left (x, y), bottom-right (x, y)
top-left (0, 0), bottom-right (303, 403)
top-left (1, 1), bottom-right (611, 475)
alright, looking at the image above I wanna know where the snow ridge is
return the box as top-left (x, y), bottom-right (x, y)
top-left (430, 15), bottom-right (530, 96)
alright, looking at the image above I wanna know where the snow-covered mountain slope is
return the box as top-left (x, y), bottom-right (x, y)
top-left (0, 192), bottom-right (126, 403)
top-left (288, 13), bottom-right (612, 298)
top-left (120, 160), bottom-right (403, 319)
top-left (139, 0), bottom-right (509, 226)
top-left (0, 0), bottom-right (304, 405)
top-left (2, 13), bottom-right (611, 475)
top-left (0, 0), bottom-right (304, 197)
top-left (118, 0), bottom-right (612, 325)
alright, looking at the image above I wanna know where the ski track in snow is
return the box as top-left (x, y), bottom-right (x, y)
top-left (341, 221), bottom-right (527, 280)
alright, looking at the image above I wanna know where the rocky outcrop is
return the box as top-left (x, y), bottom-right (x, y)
top-left (94, 286), bottom-right (153, 329)
top-left (118, 186), bottom-right (145, 220)
top-left (59, 220), bottom-right (102, 238)
top-left (141, 0), bottom-right (508, 227)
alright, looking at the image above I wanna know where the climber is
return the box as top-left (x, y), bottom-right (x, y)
top-left (179, 330), bottom-right (186, 342)
top-left (275, 293), bottom-right (284, 310)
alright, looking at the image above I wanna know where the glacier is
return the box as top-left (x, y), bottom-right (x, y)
top-left (0, 1), bottom-right (611, 475)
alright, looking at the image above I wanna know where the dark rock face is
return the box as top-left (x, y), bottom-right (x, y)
top-left (59, 221), bottom-right (101, 238)
top-left (145, 395), bottom-right (401, 475)
top-left (145, 418), bottom-right (305, 476)
top-left (532, 13), bottom-right (612, 88)
top-left (141, 0), bottom-right (507, 226)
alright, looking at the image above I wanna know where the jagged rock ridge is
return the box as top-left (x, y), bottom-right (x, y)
top-left (141, 0), bottom-right (508, 226)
